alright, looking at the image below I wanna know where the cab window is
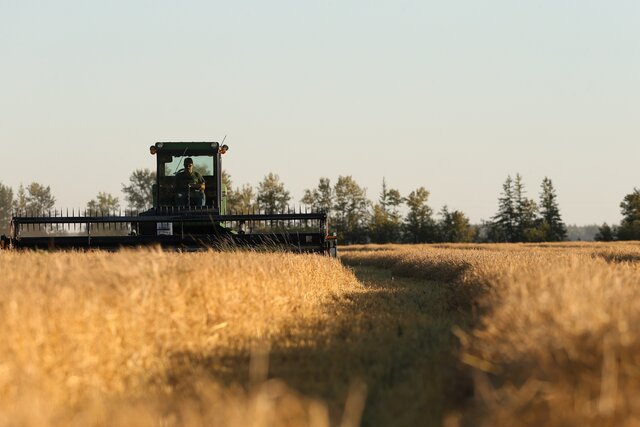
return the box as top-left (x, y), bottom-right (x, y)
top-left (162, 155), bottom-right (214, 177)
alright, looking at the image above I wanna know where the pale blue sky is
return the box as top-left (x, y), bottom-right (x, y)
top-left (1, 1), bottom-right (638, 225)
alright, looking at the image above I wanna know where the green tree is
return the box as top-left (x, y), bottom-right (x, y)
top-left (616, 188), bottom-right (640, 240)
top-left (87, 192), bottom-right (120, 213)
top-left (256, 173), bottom-right (290, 212)
top-left (229, 184), bottom-right (256, 213)
top-left (521, 222), bottom-right (547, 242)
top-left (122, 169), bottom-right (156, 211)
top-left (12, 185), bottom-right (27, 212)
top-left (301, 177), bottom-right (334, 214)
top-left (222, 171), bottom-right (241, 212)
top-left (222, 170), bottom-right (233, 195)
top-left (438, 206), bottom-right (476, 243)
top-left (513, 174), bottom-right (538, 241)
top-left (222, 170), bottom-right (231, 212)
top-left (0, 182), bottom-right (13, 233)
top-left (594, 223), bottom-right (615, 242)
top-left (333, 176), bottom-right (370, 244)
top-left (539, 177), bottom-right (567, 241)
top-left (369, 178), bottom-right (403, 243)
top-left (490, 175), bottom-right (516, 242)
top-left (402, 187), bottom-right (435, 243)
top-left (491, 174), bottom-right (540, 242)
top-left (12, 183), bottom-right (55, 214)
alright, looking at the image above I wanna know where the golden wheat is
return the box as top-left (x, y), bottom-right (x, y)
top-left (6, 243), bottom-right (639, 426)
top-left (341, 242), bottom-right (640, 426)
top-left (0, 249), bottom-right (365, 426)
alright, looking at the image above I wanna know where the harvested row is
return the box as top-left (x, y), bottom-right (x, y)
top-left (341, 243), bottom-right (640, 426)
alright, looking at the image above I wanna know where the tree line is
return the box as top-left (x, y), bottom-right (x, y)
top-left (485, 174), bottom-right (567, 242)
top-left (594, 188), bottom-right (640, 241)
top-left (289, 173), bottom-right (569, 244)
top-left (1, 170), bottom-right (640, 243)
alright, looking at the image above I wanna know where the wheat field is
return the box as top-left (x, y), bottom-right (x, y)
top-left (3, 243), bottom-right (640, 426)
top-left (0, 247), bottom-right (467, 427)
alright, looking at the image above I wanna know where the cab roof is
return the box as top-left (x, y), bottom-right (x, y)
top-left (155, 142), bottom-right (220, 150)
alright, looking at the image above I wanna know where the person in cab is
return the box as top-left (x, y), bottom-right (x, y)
top-left (176, 157), bottom-right (206, 206)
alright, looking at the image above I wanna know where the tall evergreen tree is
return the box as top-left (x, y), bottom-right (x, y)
top-left (594, 223), bottom-right (615, 242)
top-left (402, 187), bottom-right (435, 243)
top-left (539, 177), bottom-right (567, 241)
top-left (490, 175), bottom-right (516, 242)
top-left (490, 174), bottom-right (540, 242)
top-left (333, 176), bottom-right (370, 244)
top-left (256, 173), bottom-right (290, 212)
top-left (0, 183), bottom-right (13, 234)
top-left (513, 174), bottom-right (538, 241)
top-left (617, 188), bottom-right (640, 240)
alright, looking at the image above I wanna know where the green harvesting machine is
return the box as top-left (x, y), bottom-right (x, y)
top-left (0, 142), bottom-right (337, 256)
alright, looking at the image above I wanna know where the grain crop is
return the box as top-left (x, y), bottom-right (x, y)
top-left (0, 249), bottom-right (366, 426)
top-left (0, 246), bottom-right (476, 427)
top-left (5, 242), bottom-right (639, 426)
top-left (341, 242), bottom-right (640, 426)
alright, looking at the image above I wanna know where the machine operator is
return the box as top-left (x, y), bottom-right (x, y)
top-left (177, 157), bottom-right (206, 206)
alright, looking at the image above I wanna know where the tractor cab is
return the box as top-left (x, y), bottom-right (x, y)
top-left (150, 142), bottom-right (227, 213)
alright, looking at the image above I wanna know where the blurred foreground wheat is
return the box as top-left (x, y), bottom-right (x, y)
top-left (0, 249), bottom-right (364, 427)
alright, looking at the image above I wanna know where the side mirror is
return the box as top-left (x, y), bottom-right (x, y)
top-left (220, 144), bottom-right (229, 154)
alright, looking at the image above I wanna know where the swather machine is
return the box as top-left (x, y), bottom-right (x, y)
top-left (0, 142), bottom-right (337, 256)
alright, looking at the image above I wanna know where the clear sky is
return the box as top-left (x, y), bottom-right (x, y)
top-left (1, 1), bottom-right (638, 225)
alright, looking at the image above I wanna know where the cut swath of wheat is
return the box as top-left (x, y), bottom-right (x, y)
top-left (341, 242), bottom-right (640, 426)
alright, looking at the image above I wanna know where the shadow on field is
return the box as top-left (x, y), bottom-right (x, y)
top-left (595, 251), bottom-right (640, 264)
top-left (161, 264), bottom-right (476, 427)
